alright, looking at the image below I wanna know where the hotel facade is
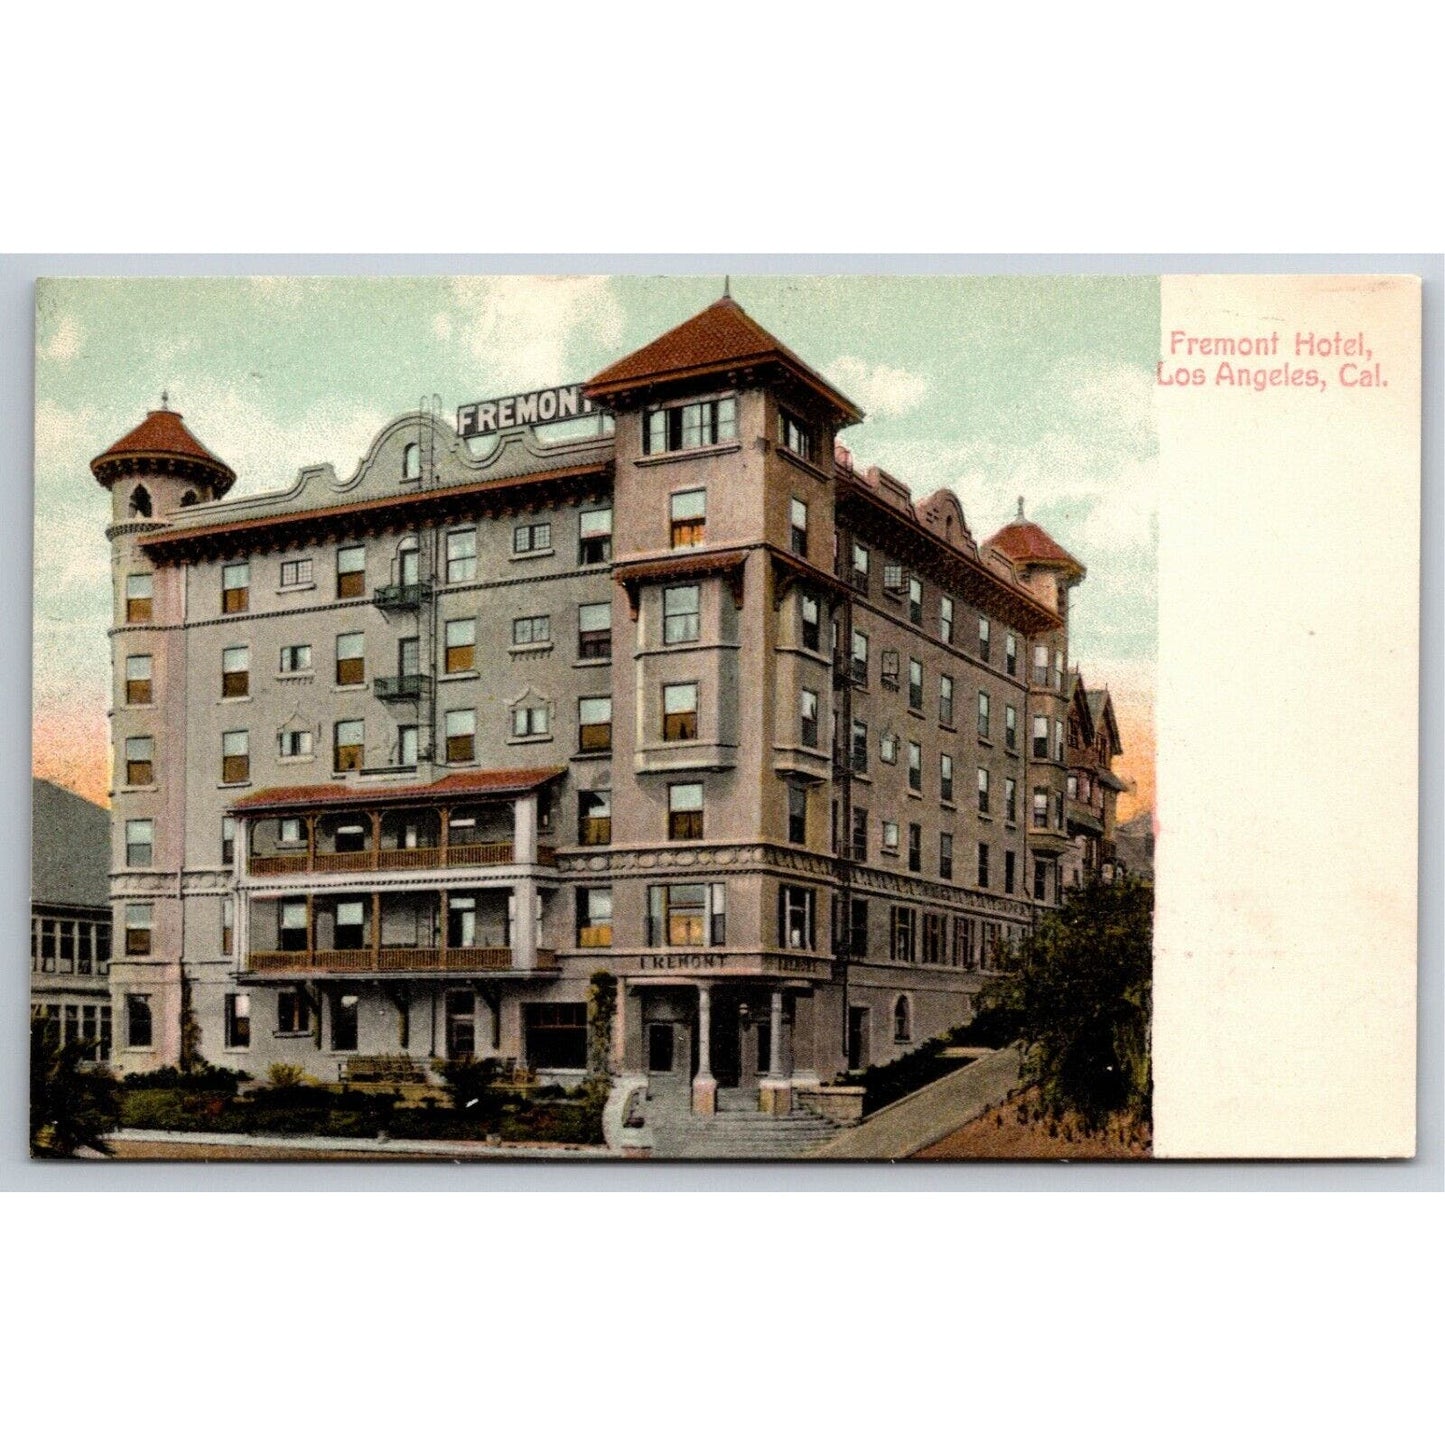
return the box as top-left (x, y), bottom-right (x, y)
top-left (93, 295), bottom-right (1123, 1114)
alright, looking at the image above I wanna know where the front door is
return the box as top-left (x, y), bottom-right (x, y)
top-left (647, 1022), bottom-right (675, 1074)
top-left (847, 1006), bottom-right (870, 1071)
top-left (446, 990), bottom-right (475, 1059)
top-left (712, 1000), bottom-right (741, 1088)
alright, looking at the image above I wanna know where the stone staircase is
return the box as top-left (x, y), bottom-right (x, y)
top-left (640, 1084), bottom-right (841, 1160)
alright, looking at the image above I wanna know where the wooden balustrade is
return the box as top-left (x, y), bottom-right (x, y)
top-left (248, 946), bottom-right (558, 975)
top-left (247, 839), bottom-right (566, 875)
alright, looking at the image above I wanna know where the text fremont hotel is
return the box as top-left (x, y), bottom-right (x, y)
top-left (93, 295), bottom-right (1124, 1115)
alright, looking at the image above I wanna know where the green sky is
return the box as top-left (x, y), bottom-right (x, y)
top-left (33, 273), bottom-right (1158, 806)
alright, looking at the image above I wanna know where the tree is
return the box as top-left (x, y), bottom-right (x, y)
top-left (975, 875), bottom-right (1152, 1128)
top-left (30, 1022), bottom-right (122, 1157)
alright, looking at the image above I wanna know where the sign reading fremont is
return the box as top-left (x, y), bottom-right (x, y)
top-left (456, 383), bottom-right (605, 438)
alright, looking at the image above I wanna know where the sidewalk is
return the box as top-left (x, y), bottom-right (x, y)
top-left (109, 1129), bottom-right (612, 1161)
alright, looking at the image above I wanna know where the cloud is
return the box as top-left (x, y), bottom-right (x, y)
top-left (827, 355), bottom-right (929, 419)
top-left (38, 313), bottom-right (83, 362)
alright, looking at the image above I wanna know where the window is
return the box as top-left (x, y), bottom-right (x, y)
top-left (789, 497), bottom-right (809, 556)
top-left (125, 994), bottom-right (153, 1048)
top-left (444, 617), bottom-right (476, 673)
top-left (279, 560), bottom-right (312, 595)
top-left (883, 562), bottom-right (906, 595)
top-left (125, 573), bottom-right (153, 623)
top-left (577, 887), bottom-right (612, 947)
top-left (851, 720), bottom-right (869, 774)
top-left (882, 820), bottom-right (900, 854)
top-left (778, 886), bottom-right (816, 950)
top-left (1055, 790), bottom-right (1065, 829)
top-left (578, 697), bottom-right (611, 752)
top-left (397, 536), bottom-right (421, 586)
top-left (850, 805), bottom-right (868, 861)
top-left (647, 883), bottom-right (727, 947)
top-left (513, 699), bottom-right (551, 738)
top-left (279, 643), bottom-right (312, 675)
top-left (334, 720), bottom-right (364, 772)
top-left (1005, 704), bottom-right (1018, 752)
top-left (513, 521), bottom-right (552, 555)
top-left (889, 906), bottom-right (916, 962)
top-left (941, 752), bottom-right (954, 803)
top-left (940, 595), bottom-right (954, 645)
top-left (907, 823), bottom-right (922, 873)
top-left (978, 614), bottom-right (991, 661)
top-left (940, 674), bottom-right (954, 727)
top-left (398, 725), bottom-right (419, 767)
top-left (447, 528), bottom-right (478, 582)
top-left (669, 489), bottom-right (707, 548)
top-left (222, 645), bottom-right (249, 699)
top-left (1033, 789), bottom-right (1049, 827)
top-left (978, 767), bottom-right (991, 815)
top-left (579, 508), bottom-right (613, 565)
top-left (657, 584), bottom-right (702, 646)
top-left (1005, 633), bottom-right (1018, 676)
top-left (279, 898), bottom-right (309, 951)
top-left (1034, 858), bottom-right (1049, 902)
top-left (1005, 850), bottom-right (1016, 894)
top-left (1034, 644), bottom-right (1050, 686)
top-left (880, 732), bottom-right (899, 765)
top-left (221, 730), bottom-right (249, 784)
top-left (879, 650), bottom-right (900, 690)
top-left (278, 817), bottom-right (304, 847)
top-left (125, 903), bottom-right (153, 956)
top-left (445, 709), bottom-right (476, 764)
top-left (579, 790), bottom-right (612, 846)
top-left (125, 735), bottom-right (154, 786)
top-left (222, 562), bottom-right (250, 613)
top-left (1054, 719), bottom-right (1065, 763)
top-left (578, 602), bottom-right (612, 659)
top-left (799, 688), bottom-right (820, 748)
top-left (851, 542), bottom-right (870, 591)
top-left (893, 996), bottom-right (912, 1043)
top-left (336, 545), bottom-right (366, 598)
top-left (1068, 772), bottom-right (1079, 800)
top-left (1053, 649), bottom-right (1065, 690)
top-left (334, 899), bottom-right (366, 950)
top-left (1005, 777), bottom-right (1018, 823)
top-left (278, 987), bottom-right (311, 1033)
top-left (336, 632), bottom-right (365, 686)
top-left (402, 440), bottom-right (421, 480)
top-left (662, 683), bottom-right (698, 741)
top-left (125, 654), bottom-right (153, 705)
top-left (646, 396), bottom-right (737, 454)
top-left (940, 832), bottom-right (954, 880)
top-left (1033, 715), bottom-right (1049, 760)
top-left (846, 898), bottom-right (869, 957)
top-left (908, 659), bottom-right (923, 711)
top-left (787, 784), bottom-right (808, 844)
top-left (851, 629), bottom-right (869, 684)
top-left (668, 782), bottom-right (704, 840)
top-left (524, 1002), bottom-right (588, 1070)
top-left (218, 990), bottom-right (250, 1048)
top-left (332, 994), bottom-right (360, 1052)
top-left (221, 817), bottom-right (235, 866)
top-left (800, 593), bottom-right (820, 651)
top-left (977, 843), bottom-right (990, 889)
top-left (779, 410), bottom-right (813, 462)
top-left (908, 576), bottom-right (923, 625)
top-left (125, 818), bottom-right (154, 867)
top-left (513, 614), bottom-right (551, 648)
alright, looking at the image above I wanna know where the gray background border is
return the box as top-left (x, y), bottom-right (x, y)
top-left (4, 252), bottom-right (1438, 1193)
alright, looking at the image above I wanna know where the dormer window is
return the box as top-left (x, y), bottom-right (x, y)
top-left (644, 396), bottom-right (737, 455)
top-left (402, 441), bottom-right (421, 481)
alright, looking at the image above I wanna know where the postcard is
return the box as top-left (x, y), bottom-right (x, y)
top-left (28, 272), bottom-right (1420, 1162)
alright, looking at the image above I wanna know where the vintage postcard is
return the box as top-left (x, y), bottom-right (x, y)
top-left (28, 272), bottom-right (1420, 1162)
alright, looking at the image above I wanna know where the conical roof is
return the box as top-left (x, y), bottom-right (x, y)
top-left (91, 405), bottom-right (235, 493)
top-left (984, 501), bottom-right (1085, 578)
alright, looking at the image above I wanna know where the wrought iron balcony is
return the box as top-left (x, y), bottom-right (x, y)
top-left (374, 673), bottom-right (428, 701)
top-left (373, 581), bottom-right (432, 610)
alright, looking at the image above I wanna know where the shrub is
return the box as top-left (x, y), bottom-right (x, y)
top-left (265, 1062), bottom-right (312, 1089)
top-left (31, 1026), bottom-right (121, 1156)
top-left (120, 1063), bottom-right (249, 1096)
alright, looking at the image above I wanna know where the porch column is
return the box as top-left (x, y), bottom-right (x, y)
top-left (692, 983), bottom-right (717, 1115)
top-left (370, 891), bottom-right (381, 971)
top-left (235, 892), bottom-right (251, 968)
top-left (759, 988), bottom-right (792, 1116)
top-left (235, 818), bottom-right (248, 881)
top-left (513, 793), bottom-right (538, 866)
top-left (439, 889), bottom-right (449, 971)
top-left (512, 879), bottom-right (538, 971)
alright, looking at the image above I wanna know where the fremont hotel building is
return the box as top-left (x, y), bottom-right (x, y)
top-left (93, 295), bottom-right (1123, 1114)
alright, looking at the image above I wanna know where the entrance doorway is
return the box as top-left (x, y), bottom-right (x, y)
top-left (712, 1001), bottom-right (741, 1088)
top-left (446, 990), bottom-right (475, 1059)
top-left (847, 1006), bottom-right (870, 1071)
top-left (647, 1022), bottom-right (675, 1074)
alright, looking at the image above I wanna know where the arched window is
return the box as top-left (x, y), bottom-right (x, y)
top-left (128, 485), bottom-right (152, 518)
top-left (397, 535), bottom-right (420, 586)
top-left (180, 490), bottom-right (198, 507)
top-left (893, 995), bottom-right (912, 1044)
top-left (402, 441), bottom-right (421, 481)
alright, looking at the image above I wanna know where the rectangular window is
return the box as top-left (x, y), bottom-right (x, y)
top-left (787, 783), bottom-right (808, 844)
top-left (513, 521), bottom-right (552, 555)
top-left (334, 720), bottom-right (364, 772)
top-left (939, 674), bottom-right (954, 727)
top-left (446, 528), bottom-right (478, 581)
top-left (779, 410), bottom-right (813, 463)
top-left (1034, 644), bottom-right (1050, 686)
top-left (221, 897), bottom-right (234, 954)
top-left (1054, 649), bottom-right (1065, 690)
top-left (908, 576), bottom-right (923, 625)
top-left (646, 396), bottom-right (737, 455)
top-left (578, 696), bottom-right (612, 752)
top-left (336, 545), bottom-right (366, 598)
top-left (662, 683), bottom-right (699, 741)
top-left (1033, 715), bottom-right (1049, 760)
top-left (579, 790), bottom-right (612, 846)
top-left (513, 700), bottom-right (551, 738)
top-left (851, 542), bottom-right (870, 592)
top-left (940, 595), bottom-right (954, 645)
top-left (1005, 777), bottom-right (1018, 823)
top-left (778, 885), bottom-right (816, 951)
top-left (663, 584), bottom-right (701, 644)
top-left (332, 994), bottom-right (360, 1052)
top-left (445, 709), bottom-right (476, 764)
top-left (1006, 633), bottom-right (1018, 676)
top-left (125, 573), bottom-right (153, 623)
top-left (125, 818), bottom-right (153, 867)
top-left (647, 883), bottom-right (727, 947)
top-left (1034, 858), bottom-right (1049, 902)
top-left (883, 562), bottom-right (906, 595)
top-left (430, 617), bottom-right (472, 674)
top-left (334, 899), bottom-right (366, 950)
top-left (221, 817), bottom-right (235, 866)
top-left (977, 843), bottom-right (990, 890)
top-left (279, 644), bottom-right (312, 675)
top-left (279, 817), bottom-right (304, 847)
top-left (1005, 704), bottom-right (1018, 752)
top-left (577, 887), bottom-right (613, 948)
top-left (278, 987), bottom-right (311, 1033)
top-left (978, 690), bottom-right (991, 740)
top-left (851, 629), bottom-right (869, 685)
top-left (800, 593), bottom-right (820, 652)
top-left (907, 823), bottom-right (922, 873)
top-left (880, 732), bottom-right (899, 765)
top-left (280, 557), bottom-right (313, 588)
top-left (907, 740), bottom-right (922, 793)
top-left (125, 994), bottom-right (153, 1047)
top-left (889, 906), bottom-right (917, 963)
top-left (578, 601), bottom-right (612, 659)
top-left (789, 497), bottom-right (809, 556)
top-left (669, 489), bottom-right (707, 548)
top-left (922, 914), bottom-right (943, 965)
top-left (579, 507), bottom-right (613, 565)
top-left (222, 645), bottom-right (249, 699)
top-left (1005, 850), bottom-right (1017, 894)
top-left (398, 724), bottom-right (419, 767)
top-left (978, 767), bottom-right (991, 816)
top-left (978, 614), bottom-right (991, 661)
top-left (221, 730), bottom-right (249, 784)
top-left (1033, 789), bottom-right (1049, 827)
top-left (850, 805), bottom-right (869, 862)
top-left (224, 993), bottom-right (250, 1048)
top-left (850, 720), bottom-right (869, 774)
top-left (940, 832), bottom-right (954, 881)
top-left (125, 735), bottom-right (154, 786)
top-left (847, 898), bottom-right (869, 957)
top-left (125, 654), bottom-right (153, 705)
top-left (222, 561), bottom-right (249, 614)
top-left (1054, 719), bottom-right (1065, 763)
top-left (125, 903), bottom-right (153, 956)
top-left (908, 659), bottom-right (923, 711)
top-left (279, 898), bottom-right (309, 951)
top-left (941, 752), bottom-right (954, 803)
top-left (877, 649), bottom-right (899, 691)
top-left (336, 632), bottom-right (365, 686)
top-left (513, 614), bottom-right (551, 648)
top-left (799, 688), bottom-right (819, 748)
top-left (667, 782), bottom-right (704, 840)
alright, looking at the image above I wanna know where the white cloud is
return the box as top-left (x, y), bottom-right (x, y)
top-left (39, 313), bottom-right (83, 362)
top-left (827, 355), bottom-right (929, 419)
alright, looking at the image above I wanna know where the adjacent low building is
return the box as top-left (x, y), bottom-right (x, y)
top-left (91, 293), bottom-right (1124, 1115)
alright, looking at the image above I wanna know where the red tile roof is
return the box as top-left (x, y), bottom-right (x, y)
top-left (586, 296), bottom-right (862, 422)
top-left (230, 767), bottom-right (565, 814)
top-left (91, 408), bottom-right (236, 485)
top-left (984, 518), bottom-right (1085, 578)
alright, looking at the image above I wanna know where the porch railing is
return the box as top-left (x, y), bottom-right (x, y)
top-left (246, 947), bottom-right (558, 975)
top-left (249, 842), bottom-right (558, 876)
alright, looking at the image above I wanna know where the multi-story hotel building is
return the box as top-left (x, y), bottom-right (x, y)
top-left (93, 294), bottom-right (1120, 1114)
